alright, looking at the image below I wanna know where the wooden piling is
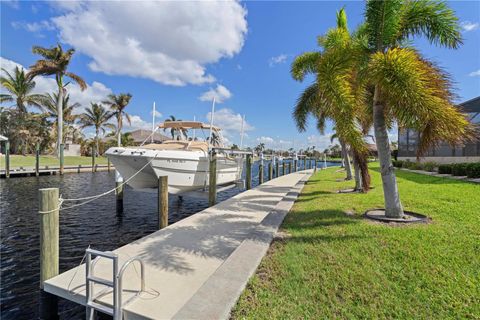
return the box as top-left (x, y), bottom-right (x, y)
top-left (5, 141), bottom-right (10, 178)
top-left (246, 154), bottom-right (252, 190)
top-left (294, 159), bottom-right (297, 172)
top-left (36, 143), bottom-right (40, 176)
top-left (116, 180), bottom-right (124, 214)
top-left (289, 162), bottom-right (292, 174)
top-left (158, 176), bottom-right (168, 229)
top-left (314, 158), bottom-right (317, 172)
top-left (259, 159), bottom-right (264, 184)
top-left (39, 187), bottom-right (59, 319)
top-left (282, 162), bottom-right (286, 176)
top-left (275, 161), bottom-right (279, 178)
top-left (77, 164), bottom-right (81, 173)
top-left (208, 151), bottom-right (217, 206)
top-left (268, 162), bottom-right (273, 181)
top-left (59, 144), bottom-right (64, 175)
top-left (107, 159), bottom-right (111, 172)
top-left (91, 147), bottom-right (96, 173)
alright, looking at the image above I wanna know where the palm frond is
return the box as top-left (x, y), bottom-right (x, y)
top-left (291, 52), bottom-right (321, 82)
top-left (365, 0), bottom-right (404, 50)
top-left (65, 72), bottom-right (87, 90)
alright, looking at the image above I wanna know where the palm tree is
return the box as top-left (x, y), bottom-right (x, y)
top-left (291, 7), bottom-right (371, 191)
top-left (27, 44), bottom-right (86, 156)
top-left (362, 0), bottom-right (473, 217)
top-left (41, 93), bottom-right (81, 145)
top-left (102, 93), bottom-right (132, 147)
top-left (0, 67), bottom-right (44, 113)
top-left (164, 115), bottom-right (187, 139)
top-left (330, 132), bottom-right (353, 180)
top-left (254, 143), bottom-right (265, 154)
top-left (208, 131), bottom-right (221, 147)
top-left (78, 103), bottom-right (115, 157)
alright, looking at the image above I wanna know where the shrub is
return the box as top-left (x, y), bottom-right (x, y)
top-left (392, 160), bottom-right (404, 168)
top-left (466, 163), bottom-right (480, 178)
top-left (423, 162), bottom-right (437, 172)
top-left (452, 163), bottom-right (469, 176)
top-left (438, 164), bottom-right (453, 174)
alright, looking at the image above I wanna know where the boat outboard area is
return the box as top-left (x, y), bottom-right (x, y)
top-left (105, 120), bottom-right (247, 195)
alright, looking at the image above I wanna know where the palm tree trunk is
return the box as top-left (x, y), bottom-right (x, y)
top-left (340, 139), bottom-right (353, 180)
top-left (373, 86), bottom-right (403, 217)
top-left (352, 156), bottom-right (362, 191)
top-left (95, 128), bottom-right (99, 157)
top-left (117, 115), bottom-right (122, 147)
top-left (56, 82), bottom-right (64, 157)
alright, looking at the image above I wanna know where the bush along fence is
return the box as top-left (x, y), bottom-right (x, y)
top-left (392, 160), bottom-right (480, 179)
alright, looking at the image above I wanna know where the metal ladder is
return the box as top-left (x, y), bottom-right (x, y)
top-left (85, 248), bottom-right (145, 320)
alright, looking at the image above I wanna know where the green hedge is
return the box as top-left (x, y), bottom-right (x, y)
top-left (438, 164), bottom-right (452, 174)
top-left (452, 163), bottom-right (469, 176)
top-left (466, 163), bottom-right (480, 178)
top-left (393, 161), bottom-right (480, 177)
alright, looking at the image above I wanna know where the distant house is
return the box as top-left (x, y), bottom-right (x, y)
top-left (128, 129), bottom-right (170, 145)
top-left (397, 96), bottom-right (480, 164)
top-left (64, 141), bottom-right (81, 156)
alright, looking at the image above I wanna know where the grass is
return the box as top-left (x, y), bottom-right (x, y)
top-left (0, 155), bottom-right (108, 169)
top-left (233, 163), bottom-right (480, 319)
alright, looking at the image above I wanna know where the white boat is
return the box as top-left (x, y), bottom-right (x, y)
top-left (105, 121), bottom-right (244, 195)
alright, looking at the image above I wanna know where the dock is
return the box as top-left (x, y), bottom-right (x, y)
top-left (0, 164), bottom-right (112, 178)
top-left (44, 169), bottom-right (313, 319)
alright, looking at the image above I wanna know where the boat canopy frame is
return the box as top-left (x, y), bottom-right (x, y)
top-left (157, 121), bottom-right (221, 131)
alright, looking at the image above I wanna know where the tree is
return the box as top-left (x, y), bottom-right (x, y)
top-left (208, 131), bottom-right (221, 147)
top-left (164, 115), bottom-right (187, 139)
top-left (330, 131), bottom-right (353, 180)
top-left (363, 0), bottom-right (472, 217)
top-left (0, 67), bottom-right (45, 114)
top-left (102, 93), bottom-right (132, 147)
top-left (254, 143), bottom-right (265, 154)
top-left (78, 103), bottom-right (115, 157)
top-left (41, 93), bottom-right (81, 145)
top-left (291, 7), bottom-right (371, 191)
top-left (231, 144), bottom-right (239, 150)
top-left (28, 44), bottom-right (86, 156)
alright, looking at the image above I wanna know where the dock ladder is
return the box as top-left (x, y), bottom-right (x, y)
top-left (85, 248), bottom-right (145, 320)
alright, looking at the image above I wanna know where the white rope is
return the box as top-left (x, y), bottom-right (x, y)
top-left (61, 154), bottom-right (158, 204)
top-left (38, 197), bottom-right (64, 214)
top-left (139, 126), bottom-right (159, 147)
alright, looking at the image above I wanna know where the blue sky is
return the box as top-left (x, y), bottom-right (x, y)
top-left (1, 0), bottom-right (479, 150)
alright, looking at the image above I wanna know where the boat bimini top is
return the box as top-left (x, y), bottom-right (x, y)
top-left (157, 121), bottom-right (221, 132)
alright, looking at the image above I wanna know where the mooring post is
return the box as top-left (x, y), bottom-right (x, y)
top-left (115, 171), bottom-right (124, 214)
top-left (268, 161), bottom-right (273, 181)
top-left (314, 158), bottom-right (317, 172)
top-left (259, 153), bottom-right (264, 185)
top-left (91, 147), bottom-right (96, 173)
top-left (59, 144), bottom-right (64, 176)
top-left (77, 164), bottom-right (81, 173)
top-left (276, 160), bottom-right (279, 178)
top-left (246, 154), bottom-right (252, 190)
top-left (158, 176), bottom-right (168, 229)
top-left (39, 187), bottom-right (59, 320)
top-left (107, 158), bottom-right (111, 172)
top-left (35, 143), bottom-right (40, 176)
top-left (289, 161), bottom-right (292, 174)
top-left (208, 150), bottom-right (217, 206)
top-left (282, 162), bottom-right (286, 176)
top-left (5, 141), bottom-right (10, 178)
top-left (294, 159), bottom-right (297, 173)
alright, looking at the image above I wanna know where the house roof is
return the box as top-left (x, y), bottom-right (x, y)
top-left (458, 96), bottom-right (480, 113)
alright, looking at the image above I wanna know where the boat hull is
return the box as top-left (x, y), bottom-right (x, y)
top-left (105, 147), bottom-right (242, 194)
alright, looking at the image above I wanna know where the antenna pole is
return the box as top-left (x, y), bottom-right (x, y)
top-left (151, 101), bottom-right (156, 143)
top-left (240, 115), bottom-right (245, 149)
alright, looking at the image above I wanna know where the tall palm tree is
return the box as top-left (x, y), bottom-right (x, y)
top-left (0, 67), bottom-right (44, 113)
top-left (41, 93), bottom-right (81, 145)
top-left (102, 93), bottom-right (132, 147)
top-left (254, 143), bottom-right (265, 154)
top-left (330, 132), bottom-right (353, 180)
top-left (362, 0), bottom-right (473, 217)
top-left (27, 44), bottom-right (86, 156)
top-left (164, 115), bottom-right (187, 139)
top-left (78, 103), bottom-right (115, 157)
top-left (291, 7), bottom-right (371, 191)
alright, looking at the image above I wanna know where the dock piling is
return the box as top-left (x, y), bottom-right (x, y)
top-left (208, 151), bottom-right (217, 206)
top-left (289, 162), bottom-right (292, 174)
top-left (268, 162), bottom-right (273, 181)
top-left (314, 158), bottom-right (317, 172)
top-left (294, 159), bottom-right (297, 172)
top-left (107, 159), bottom-right (111, 172)
top-left (5, 141), bottom-right (10, 178)
top-left (282, 162), bottom-right (286, 176)
top-left (35, 143), bottom-right (40, 176)
top-left (158, 176), bottom-right (168, 229)
top-left (91, 147), bottom-right (96, 173)
top-left (259, 154), bottom-right (264, 185)
top-left (115, 172), bottom-right (124, 214)
top-left (77, 164), bottom-right (81, 173)
top-left (275, 160), bottom-right (279, 178)
top-left (39, 187), bottom-right (59, 319)
top-left (246, 154), bottom-right (252, 190)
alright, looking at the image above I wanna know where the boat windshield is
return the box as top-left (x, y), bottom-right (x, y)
top-left (158, 121), bottom-right (224, 147)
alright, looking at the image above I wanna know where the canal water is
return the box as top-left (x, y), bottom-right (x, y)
top-left (0, 160), bottom-right (337, 319)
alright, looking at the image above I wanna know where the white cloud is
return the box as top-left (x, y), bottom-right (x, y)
top-left (469, 69), bottom-right (480, 77)
top-left (269, 54), bottom-right (288, 67)
top-left (199, 84), bottom-right (232, 103)
top-left (123, 114), bottom-right (152, 131)
top-left (0, 57), bottom-right (112, 111)
top-left (461, 21), bottom-right (479, 32)
top-left (151, 110), bottom-right (162, 119)
top-left (206, 108), bottom-right (253, 138)
top-left (11, 20), bottom-right (54, 32)
top-left (49, 1), bottom-right (247, 86)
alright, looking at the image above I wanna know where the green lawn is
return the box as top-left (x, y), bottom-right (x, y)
top-left (233, 164), bottom-right (480, 319)
top-left (0, 155), bottom-right (108, 169)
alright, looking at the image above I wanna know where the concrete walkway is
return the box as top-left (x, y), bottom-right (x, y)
top-left (44, 169), bottom-right (313, 319)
